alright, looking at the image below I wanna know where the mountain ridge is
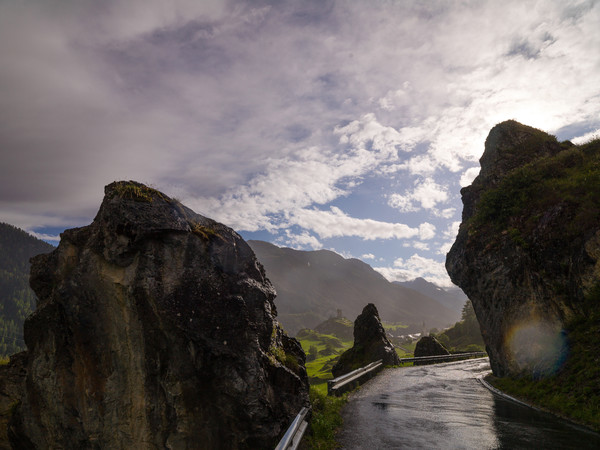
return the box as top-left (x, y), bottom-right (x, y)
top-left (248, 240), bottom-right (459, 335)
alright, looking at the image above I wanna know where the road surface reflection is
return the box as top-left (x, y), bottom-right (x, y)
top-left (337, 358), bottom-right (600, 449)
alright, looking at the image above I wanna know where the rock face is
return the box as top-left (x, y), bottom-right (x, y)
top-left (9, 181), bottom-right (309, 449)
top-left (0, 352), bottom-right (26, 446)
top-left (413, 336), bottom-right (450, 359)
top-left (446, 121), bottom-right (600, 377)
top-left (332, 304), bottom-right (400, 377)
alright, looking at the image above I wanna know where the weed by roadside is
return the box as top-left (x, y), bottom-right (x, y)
top-left (303, 386), bottom-right (347, 449)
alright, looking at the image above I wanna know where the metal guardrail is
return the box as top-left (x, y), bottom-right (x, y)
top-left (327, 359), bottom-right (383, 396)
top-left (398, 352), bottom-right (487, 364)
top-left (275, 406), bottom-right (310, 450)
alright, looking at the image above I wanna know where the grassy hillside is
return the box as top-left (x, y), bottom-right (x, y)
top-left (297, 328), bottom-right (353, 385)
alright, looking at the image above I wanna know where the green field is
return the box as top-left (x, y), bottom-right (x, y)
top-left (297, 328), bottom-right (353, 385)
top-left (297, 321), bottom-right (417, 385)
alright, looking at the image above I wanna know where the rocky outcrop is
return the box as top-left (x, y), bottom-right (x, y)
top-left (414, 336), bottom-right (449, 359)
top-left (332, 304), bottom-right (400, 377)
top-left (9, 181), bottom-right (309, 449)
top-left (446, 121), bottom-right (600, 378)
top-left (0, 352), bottom-right (26, 446)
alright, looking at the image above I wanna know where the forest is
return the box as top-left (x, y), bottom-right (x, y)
top-left (0, 223), bottom-right (54, 357)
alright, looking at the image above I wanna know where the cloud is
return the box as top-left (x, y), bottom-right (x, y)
top-left (29, 232), bottom-right (61, 243)
top-left (188, 112), bottom-right (408, 232)
top-left (388, 178), bottom-right (449, 212)
top-left (460, 167), bottom-right (481, 187)
top-left (403, 241), bottom-right (430, 251)
top-left (282, 230), bottom-right (323, 250)
top-left (436, 221), bottom-right (462, 256)
top-left (0, 0), bottom-right (599, 281)
top-left (291, 207), bottom-right (436, 241)
top-left (361, 253), bottom-right (375, 260)
top-left (434, 207), bottom-right (457, 219)
top-left (335, 113), bottom-right (408, 155)
top-left (438, 241), bottom-right (453, 256)
top-left (374, 253), bottom-right (453, 288)
top-left (572, 128), bottom-right (600, 145)
top-left (443, 221), bottom-right (461, 240)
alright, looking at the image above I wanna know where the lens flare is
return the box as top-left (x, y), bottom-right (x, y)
top-left (505, 319), bottom-right (568, 377)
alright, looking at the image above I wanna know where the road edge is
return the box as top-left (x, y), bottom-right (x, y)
top-left (478, 373), bottom-right (600, 436)
top-left (477, 373), bottom-right (542, 411)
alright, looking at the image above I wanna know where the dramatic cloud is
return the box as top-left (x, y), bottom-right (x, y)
top-left (1, 0), bottom-right (599, 285)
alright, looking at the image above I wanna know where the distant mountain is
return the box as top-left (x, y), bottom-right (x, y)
top-left (0, 223), bottom-right (55, 356)
top-left (395, 277), bottom-right (468, 316)
top-left (248, 240), bottom-right (458, 335)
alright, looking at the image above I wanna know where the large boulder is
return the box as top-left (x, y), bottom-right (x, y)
top-left (413, 336), bottom-right (450, 365)
top-left (446, 121), bottom-right (600, 378)
top-left (9, 181), bottom-right (309, 449)
top-left (331, 303), bottom-right (400, 377)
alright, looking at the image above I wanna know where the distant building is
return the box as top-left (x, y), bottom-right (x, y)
top-left (337, 309), bottom-right (343, 319)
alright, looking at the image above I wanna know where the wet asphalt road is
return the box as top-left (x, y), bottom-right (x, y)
top-left (337, 358), bottom-right (600, 449)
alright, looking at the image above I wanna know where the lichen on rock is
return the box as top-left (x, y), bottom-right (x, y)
top-left (9, 180), bottom-right (309, 449)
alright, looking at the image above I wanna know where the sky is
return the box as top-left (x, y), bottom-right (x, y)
top-left (1, 0), bottom-right (599, 288)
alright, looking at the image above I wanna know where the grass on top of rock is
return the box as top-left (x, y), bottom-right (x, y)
top-left (470, 138), bottom-right (600, 246)
top-left (110, 181), bottom-right (167, 203)
top-left (191, 223), bottom-right (222, 241)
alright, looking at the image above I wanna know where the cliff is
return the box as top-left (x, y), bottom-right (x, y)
top-left (8, 181), bottom-right (309, 449)
top-left (446, 121), bottom-right (600, 379)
